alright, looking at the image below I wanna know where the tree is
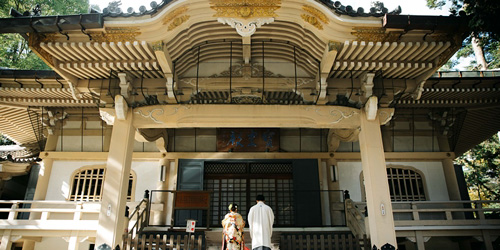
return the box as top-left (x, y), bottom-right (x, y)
top-left (455, 134), bottom-right (500, 202)
top-left (0, 0), bottom-right (89, 70)
top-left (0, 134), bottom-right (15, 146)
top-left (428, 0), bottom-right (500, 70)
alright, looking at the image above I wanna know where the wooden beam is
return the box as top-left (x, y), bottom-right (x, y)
top-left (243, 36), bottom-right (251, 64)
top-left (152, 41), bottom-right (176, 102)
top-left (321, 42), bottom-right (339, 75)
top-left (130, 105), bottom-right (362, 129)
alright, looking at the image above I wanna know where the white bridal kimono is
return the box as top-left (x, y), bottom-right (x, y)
top-left (247, 201), bottom-right (274, 250)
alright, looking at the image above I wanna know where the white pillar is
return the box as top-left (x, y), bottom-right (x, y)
top-left (33, 133), bottom-right (59, 201)
top-left (165, 160), bottom-right (178, 226)
top-left (415, 231), bottom-right (425, 250)
top-left (359, 110), bottom-right (397, 249)
top-left (437, 136), bottom-right (461, 200)
top-left (96, 109), bottom-right (135, 248)
top-left (0, 230), bottom-right (12, 250)
top-left (68, 231), bottom-right (80, 250)
top-left (22, 240), bottom-right (35, 250)
top-left (154, 158), bottom-right (168, 225)
top-left (442, 158), bottom-right (461, 200)
top-left (483, 230), bottom-right (494, 250)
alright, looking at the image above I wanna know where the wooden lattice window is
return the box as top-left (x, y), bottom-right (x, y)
top-left (387, 167), bottom-right (426, 201)
top-left (70, 167), bottom-right (135, 201)
top-left (361, 166), bottom-right (427, 202)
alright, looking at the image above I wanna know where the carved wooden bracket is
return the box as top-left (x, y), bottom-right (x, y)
top-left (217, 18), bottom-right (274, 37)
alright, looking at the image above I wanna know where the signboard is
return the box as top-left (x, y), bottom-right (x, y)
top-left (217, 128), bottom-right (279, 152)
top-left (174, 191), bottom-right (210, 209)
top-left (186, 220), bottom-right (196, 233)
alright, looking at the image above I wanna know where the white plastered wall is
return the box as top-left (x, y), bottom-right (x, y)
top-left (46, 160), bottom-right (160, 201)
top-left (338, 161), bottom-right (450, 201)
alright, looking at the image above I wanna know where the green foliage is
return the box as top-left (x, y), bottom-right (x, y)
top-left (426, 0), bottom-right (446, 9)
top-left (456, 134), bottom-right (500, 201)
top-left (0, 0), bottom-right (89, 69)
top-left (0, 33), bottom-right (51, 69)
top-left (427, 0), bottom-right (500, 39)
top-left (447, 35), bottom-right (500, 70)
top-left (438, 57), bottom-right (459, 70)
top-left (463, 0), bottom-right (500, 41)
top-left (0, 134), bottom-right (15, 146)
top-left (427, 0), bottom-right (500, 70)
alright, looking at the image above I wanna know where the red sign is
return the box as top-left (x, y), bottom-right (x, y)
top-left (186, 220), bottom-right (196, 232)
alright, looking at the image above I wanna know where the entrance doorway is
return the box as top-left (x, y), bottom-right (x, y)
top-left (204, 162), bottom-right (294, 227)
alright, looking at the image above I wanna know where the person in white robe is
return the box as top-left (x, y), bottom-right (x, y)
top-left (247, 195), bottom-right (274, 250)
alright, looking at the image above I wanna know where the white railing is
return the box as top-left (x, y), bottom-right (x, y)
top-left (0, 199), bottom-right (163, 233)
top-left (391, 200), bottom-right (500, 227)
top-left (347, 200), bottom-right (500, 230)
top-left (0, 200), bottom-right (100, 231)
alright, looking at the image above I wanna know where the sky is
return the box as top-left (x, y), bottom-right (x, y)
top-left (89, 0), bottom-right (452, 16)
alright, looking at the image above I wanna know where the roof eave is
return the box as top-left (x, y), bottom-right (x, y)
top-left (0, 13), bottom-right (103, 34)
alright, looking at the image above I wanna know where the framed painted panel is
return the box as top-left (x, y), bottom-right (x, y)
top-left (217, 128), bottom-right (279, 152)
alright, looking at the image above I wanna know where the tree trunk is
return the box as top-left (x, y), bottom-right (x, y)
top-left (471, 35), bottom-right (488, 70)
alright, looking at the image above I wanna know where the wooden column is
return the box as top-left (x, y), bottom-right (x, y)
top-left (96, 109), bottom-right (135, 248)
top-left (442, 157), bottom-right (461, 200)
top-left (319, 160), bottom-right (332, 226)
top-left (415, 231), bottom-right (426, 250)
top-left (438, 135), bottom-right (461, 200)
top-left (68, 231), bottom-right (80, 250)
top-left (156, 158), bottom-right (170, 225)
top-left (33, 133), bottom-right (59, 201)
top-left (359, 110), bottom-right (397, 249)
top-left (165, 160), bottom-right (178, 226)
top-left (0, 230), bottom-right (12, 250)
top-left (22, 240), bottom-right (35, 250)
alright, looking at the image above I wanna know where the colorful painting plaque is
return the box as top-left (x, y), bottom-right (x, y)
top-left (217, 128), bottom-right (279, 152)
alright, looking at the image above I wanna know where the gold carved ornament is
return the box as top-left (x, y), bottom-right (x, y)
top-left (351, 27), bottom-right (402, 43)
top-left (163, 6), bottom-right (188, 24)
top-left (162, 6), bottom-right (191, 31)
top-left (209, 0), bottom-right (281, 19)
top-left (301, 5), bottom-right (329, 31)
top-left (302, 5), bottom-right (328, 24)
top-left (151, 41), bottom-right (164, 51)
top-left (28, 33), bottom-right (57, 67)
top-left (328, 41), bottom-right (343, 51)
top-left (87, 27), bottom-right (141, 43)
top-left (301, 14), bottom-right (323, 30)
top-left (168, 15), bottom-right (190, 31)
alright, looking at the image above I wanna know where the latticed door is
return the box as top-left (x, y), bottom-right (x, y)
top-left (204, 162), bottom-right (294, 227)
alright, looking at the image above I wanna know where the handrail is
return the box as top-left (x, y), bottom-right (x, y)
top-left (391, 200), bottom-right (500, 205)
top-left (127, 198), bottom-right (148, 221)
top-left (350, 200), bottom-right (500, 229)
top-left (344, 199), bottom-right (366, 238)
top-left (125, 196), bottom-right (150, 241)
top-left (0, 200), bottom-right (96, 205)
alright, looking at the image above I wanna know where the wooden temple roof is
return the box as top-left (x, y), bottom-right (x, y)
top-left (0, 0), bottom-right (496, 157)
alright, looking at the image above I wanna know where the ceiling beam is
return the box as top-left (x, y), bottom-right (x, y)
top-left (318, 41), bottom-right (339, 104)
top-left (152, 41), bottom-right (176, 102)
top-left (242, 36), bottom-right (251, 64)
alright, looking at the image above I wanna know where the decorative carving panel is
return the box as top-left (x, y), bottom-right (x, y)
top-left (210, 0), bottom-right (281, 19)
